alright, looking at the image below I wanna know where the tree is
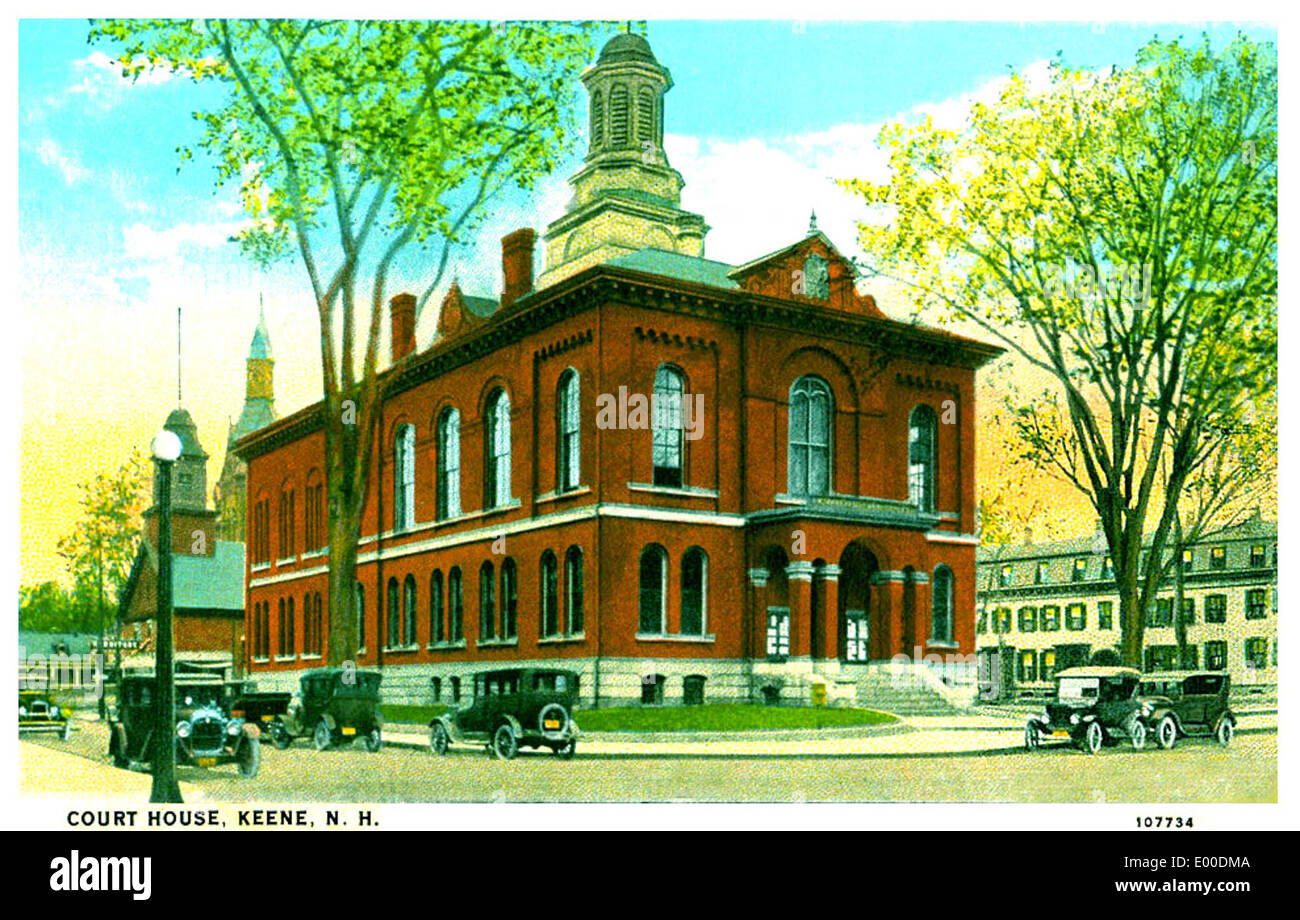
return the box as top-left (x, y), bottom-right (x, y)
top-left (55, 452), bottom-right (150, 636)
top-left (842, 35), bottom-right (1276, 667)
top-left (91, 19), bottom-right (603, 664)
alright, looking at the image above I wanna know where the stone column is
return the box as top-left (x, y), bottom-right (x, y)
top-left (786, 561), bottom-right (815, 659)
top-left (746, 567), bottom-right (769, 661)
top-left (871, 570), bottom-right (907, 660)
top-left (815, 563), bottom-right (841, 660)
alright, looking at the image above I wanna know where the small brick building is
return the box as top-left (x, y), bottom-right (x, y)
top-left (236, 33), bottom-right (1001, 707)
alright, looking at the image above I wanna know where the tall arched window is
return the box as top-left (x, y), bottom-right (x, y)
top-left (386, 578), bottom-right (400, 649)
top-left (681, 547), bottom-right (707, 636)
top-left (403, 574), bottom-right (417, 646)
top-left (448, 567), bottom-right (463, 641)
top-left (303, 592), bottom-right (311, 653)
top-left (500, 558), bottom-right (517, 640)
top-left (639, 545), bottom-right (668, 634)
top-left (311, 593), bottom-right (323, 656)
top-left (610, 83), bottom-right (629, 148)
top-left (557, 369), bottom-right (581, 492)
top-left (909, 405), bottom-right (937, 511)
top-left (479, 561), bottom-right (496, 641)
top-left (436, 407), bottom-right (461, 520)
top-left (484, 389), bottom-right (512, 509)
top-left (788, 376), bottom-right (832, 496)
top-left (589, 88), bottom-right (604, 151)
top-left (540, 550), bottom-right (559, 638)
top-left (430, 570), bottom-right (444, 643)
top-left (394, 423), bottom-right (415, 530)
top-left (652, 365), bottom-right (685, 487)
top-left (277, 598), bottom-right (287, 656)
top-left (931, 565), bottom-right (955, 644)
top-left (355, 583), bottom-right (365, 650)
top-left (565, 546), bottom-right (584, 635)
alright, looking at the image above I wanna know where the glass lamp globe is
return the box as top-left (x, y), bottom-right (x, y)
top-left (151, 429), bottom-right (182, 462)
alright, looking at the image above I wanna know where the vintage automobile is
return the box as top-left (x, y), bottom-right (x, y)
top-left (108, 672), bottom-right (260, 777)
top-left (428, 668), bottom-right (580, 760)
top-left (1024, 665), bottom-right (1152, 754)
top-left (1139, 671), bottom-right (1237, 749)
top-left (266, 668), bottom-right (383, 752)
top-left (19, 690), bottom-right (72, 740)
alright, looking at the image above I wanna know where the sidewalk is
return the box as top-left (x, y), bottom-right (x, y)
top-left (383, 711), bottom-right (1276, 758)
top-left (19, 741), bottom-right (206, 801)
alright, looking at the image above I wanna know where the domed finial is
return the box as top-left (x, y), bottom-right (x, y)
top-left (808, 210), bottom-right (819, 235)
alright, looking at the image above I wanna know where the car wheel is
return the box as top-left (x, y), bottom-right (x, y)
top-left (1215, 717), bottom-right (1234, 748)
top-left (237, 738), bottom-right (261, 779)
top-left (1024, 722), bottom-right (1041, 751)
top-left (1129, 719), bottom-right (1147, 751)
top-left (1084, 721), bottom-right (1104, 754)
top-left (554, 738), bottom-right (577, 760)
top-left (429, 723), bottom-right (450, 756)
top-left (1156, 715), bottom-right (1178, 750)
top-left (364, 728), bottom-right (382, 753)
top-left (270, 721), bottom-right (292, 750)
top-left (312, 718), bottom-right (332, 752)
top-left (493, 724), bottom-right (519, 761)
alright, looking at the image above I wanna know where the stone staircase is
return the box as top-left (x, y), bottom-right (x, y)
top-left (848, 662), bottom-right (975, 715)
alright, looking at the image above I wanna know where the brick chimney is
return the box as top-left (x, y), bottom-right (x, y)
top-left (500, 228), bottom-right (535, 309)
top-left (389, 292), bottom-right (416, 363)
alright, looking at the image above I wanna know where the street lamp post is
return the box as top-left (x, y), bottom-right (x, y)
top-left (150, 429), bottom-right (183, 804)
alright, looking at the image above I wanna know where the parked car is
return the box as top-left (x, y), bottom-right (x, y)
top-left (1139, 671), bottom-right (1236, 749)
top-left (108, 673), bottom-right (260, 777)
top-left (1024, 666), bottom-right (1152, 754)
top-left (19, 691), bottom-right (71, 740)
top-left (268, 668), bottom-right (383, 752)
top-left (231, 687), bottom-right (292, 735)
top-left (429, 668), bottom-right (580, 760)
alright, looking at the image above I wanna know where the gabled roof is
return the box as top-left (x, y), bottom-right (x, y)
top-left (118, 539), bottom-right (246, 622)
top-left (727, 230), bottom-right (851, 281)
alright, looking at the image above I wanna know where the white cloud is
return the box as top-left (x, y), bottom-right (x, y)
top-left (121, 219), bottom-right (250, 263)
top-left (34, 138), bottom-right (90, 185)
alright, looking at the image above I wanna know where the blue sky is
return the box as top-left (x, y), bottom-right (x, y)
top-left (17, 17), bottom-right (1277, 583)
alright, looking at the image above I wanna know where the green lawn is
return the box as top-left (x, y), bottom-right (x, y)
top-left (381, 703), bottom-right (447, 725)
top-left (566, 704), bottom-right (897, 733)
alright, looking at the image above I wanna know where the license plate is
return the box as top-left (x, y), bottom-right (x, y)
top-left (341, 726), bottom-right (356, 735)
top-left (544, 720), bottom-right (561, 730)
top-left (1051, 731), bottom-right (1069, 738)
top-left (196, 757), bottom-right (217, 767)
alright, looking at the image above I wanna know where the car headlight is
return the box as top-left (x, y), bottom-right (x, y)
top-left (18, 706), bottom-right (26, 718)
top-left (227, 722), bottom-right (241, 736)
top-left (50, 706), bottom-right (61, 718)
top-left (1070, 713), bottom-right (1080, 725)
top-left (176, 721), bottom-right (192, 739)
top-left (1142, 702), bottom-right (1153, 716)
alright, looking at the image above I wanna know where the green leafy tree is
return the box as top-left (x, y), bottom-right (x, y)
top-left (19, 581), bottom-right (87, 633)
top-left (90, 19), bottom-right (604, 663)
top-left (842, 35), bottom-right (1277, 666)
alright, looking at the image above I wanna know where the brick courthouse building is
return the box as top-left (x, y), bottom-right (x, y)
top-left (236, 33), bottom-right (1001, 706)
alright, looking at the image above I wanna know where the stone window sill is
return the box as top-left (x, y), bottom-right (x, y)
top-left (635, 633), bottom-right (715, 643)
top-left (383, 644), bottom-right (419, 654)
top-left (476, 638), bottom-right (519, 648)
top-left (427, 640), bottom-right (467, 651)
top-left (538, 633), bottom-right (586, 645)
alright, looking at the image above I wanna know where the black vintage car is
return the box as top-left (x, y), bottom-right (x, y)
top-left (1024, 666), bottom-right (1152, 754)
top-left (1139, 671), bottom-right (1237, 749)
top-left (108, 673), bottom-right (260, 777)
top-left (267, 668), bottom-right (383, 752)
top-left (19, 690), bottom-right (71, 740)
top-left (429, 668), bottom-right (580, 760)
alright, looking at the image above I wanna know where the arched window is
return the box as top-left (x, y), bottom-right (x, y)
top-left (312, 593), bottom-right (323, 656)
top-left (610, 83), bottom-right (629, 148)
top-left (565, 546), bottom-right (584, 635)
top-left (636, 86), bottom-right (655, 144)
top-left (681, 547), bottom-right (707, 636)
top-left (355, 583), bottom-right (365, 650)
top-left (403, 574), bottom-right (417, 646)
top-left (436, 407), bottom-right (460, 520)
top-left (286, 596), bottom-right (295, 656)
top-left (448, 567), bottom-right (464, 641)
top-left (500, 558), bottom-right (517, 639)
top-left (386, 578), bottom-right (400, 649)
top-left (305, 471), bottom-right (324, 550)
top-left (639, 545), bottom-right (668, 634)
top-left (589, 88), bottom-right (604, 151)
top-left (303, 592), bottom-right (311, 654)
top-left (931, 565), bottom-right (955, 644)
top-left (909, 405), bottom-right (937, 511)
top-left (430, 570), bottom-right (444, 644)
top-left (540, 550), bottom-right (559, 638)
top-left (484, 389), bottom-right (512, 509)
top-left (277, 598), bottom-right (286, 656)
top-left (788, 376), bottom-right (832, 496)
top-left (479, 561), bottom-right (496, 641)
top-left (652, 365), bottom-right (685, 487)
top-left (394, 423), bottom-right (415, 530)
top-left (557, 369), bottom-right (581, 492)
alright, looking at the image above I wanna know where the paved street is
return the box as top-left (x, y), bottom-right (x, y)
top-left (24, 721), bottom-right (1276, 803)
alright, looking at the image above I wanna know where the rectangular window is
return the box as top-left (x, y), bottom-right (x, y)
top-left (1102, 556), bottom-right (1114, 579)
top-left (1250, 544), bottom-right (1266, 568)
top-left (1144, 645), bottom-right (1179, 671)
top-left (1181, 548), bottom-right (1193, 573)
top-left (1245, 588), bottom-right (1268, 620)
top-left (1210, 545), bottom-right (1226, 570)
top-left (976, 610), bottom-right (988, 634)
top-left (1035, 560), bottom-right (1050, 585)
top-left (996, 607), bottom-right (1012, 634)
top-left (1071, 558), bottom-right (1087, 582)
top-left (1017, 607), bottom-right (1037, 632)
top-left (1039, 649), bottom-right (1056, 682)
top-left (1244, 637), bottom-right (1268, 670)
top-left (1066, 603), bottom-right (1086, 631)
top-left (1040, 605), bottom-right (1060, 631)
top-left (1097, 601), bottom-right (1114, 630)
top-left (766, 607), bottom-right (790, 660)
top-left (1018, 650), bottom-right (1037, 682)
top-left (1205, 594), bottom-right (1227, 624)
top-left (1148, 597), bottom-right (1173, 627)
top-left (998, 564), bottom-right (1012, 588)
top-left (844, 609), bottom-right (868, 661)
top-left (1204, 640), bottom-right (1228, 671)
top-left (1180, 597), bottom-right (1195, 625)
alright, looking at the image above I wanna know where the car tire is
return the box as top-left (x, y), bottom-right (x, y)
top-left (493, 724), bottom-right (519, 761)
top-left (237, 737), bottom-right (261, 779)
top-left (364, 728), bottom-right (382, 753)
top-left (1084, 720), bottom-right (1104, 754)
top-left (1024, 722), bottom-right (1041, 751)
top-left (429, 722), bottom-right (450, 756)
top-left (554, 738), bottom-right (577, 760)
top-left (1129, 719), bottom-right (1147, 751)
top-left (312, 718), bottom-right (332, 752)
top-left (1215, 717), bottom-right (1234, 748)
top-left (1156, 715), bottom-right (1178, 750)
top-left (270, 721), bottom-right (292, 750)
